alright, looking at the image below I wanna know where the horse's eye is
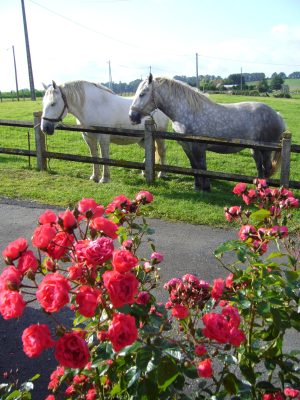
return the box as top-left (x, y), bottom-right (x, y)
top-left (51, 103), bottom-right (55, 107)
top-left (139, 92), bottom-right (145, 98)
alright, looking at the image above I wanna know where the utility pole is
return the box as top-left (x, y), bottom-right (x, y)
top-left (108, 60), bottom-right (112, 89)
top-left (196, 53), bottom-right (199, 90)
top-left (240, 67), bottom-right (243, 91)
top-left (21, 0), bottom-right (36, 100)
top-left (12, 46), bottom-right (19, 101)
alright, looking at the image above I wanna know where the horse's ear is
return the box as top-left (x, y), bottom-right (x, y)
top-left (148, 73), bottom-right (153, 84)
top-left (52, 80), bottom-right (57, 89)
top-left (42, 82), bottom-right (49, 90)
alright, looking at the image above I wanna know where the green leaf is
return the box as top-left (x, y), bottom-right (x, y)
top-left (125, 366), bottom-right (140, 388)
top-left (285, 270), bottom-right (300, 283)
top-left (240, 363), bottom-right (256, 384)
top-left (157, 358), bottom-right (179, 390)
top-left (249, 209), bottom-right (270, 223)
top-left (223, 373), bottom-right (239, 394)
top-left (5, 390), bottom-right (22, 400)
top-left (136, 348), bottom-right (153, 370)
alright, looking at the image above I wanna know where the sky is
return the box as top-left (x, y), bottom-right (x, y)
top-left (0, 0), bottom-right (300, 92)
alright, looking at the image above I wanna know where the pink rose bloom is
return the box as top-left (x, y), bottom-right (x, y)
top-left (195, 344), bottom-right (207, 356)
top-left (90, 217), bottom-right (119, 239)
top-left (0, 266), bottom-right (22, 291)
top-left (55, 332), bottom-right (90, 369)
top-left (121, 239), bottom-right (133, 250)
top-left (103, 270), bottom-right (139, 308)
top-left (211, 278), bottom-right (225, 301)
top-left (112, 249), bottom-right (138, 273)
top-left (48, 365), bottom-right (65, 390)
top-left (151, 252), bottom-right (164, 264)
top-left (136, 291), bottom-right (151, 305)
top-left (182, 274), bottom-right (200, 285)
top-left (75, 285), bottom-right (101, 317)
top-left (172, 304), bottom-right (189, 319)
top-left (202, 313), bottom-right (231, 344)
top-left (224, 205), bottom-right (241, 222)
top-left (58, 210), bottom-right (77, 230)
top-left (284, 388), bottom-right (300, 397)
top-left (17, 250), bottom-right (38, 275)
top-left (45, 395), bottom-right (55, 400)
top-left (86, 388), bottom-right (97, 400)
top-left (78, 198), bottom-right (105, 219)
top-left (38, 210), bottom-right (57, 225)
top-left (2, 237), bottom-right (28, 261)
top-left (32, 224), bottom-right (57, 250)
top-left (135, 190), bottom-right (154, 204)
top-left (238, 224), bottom-right (257, 241)
top-left (221, 305), bottom-right (240, 328)
top-left (0, 289), bottom-right (25, 319)
top-left (22, 324), bottom-right (55, 357)
top-left (225, 272), bottom-right (234, 288)
top-left (108, 313), bottom-right (138, 352)
top-left (197, 358), bottom-right (213, 378)
top-left (106, 194), bottom-right (132, 214)
top-left (263, 392), bottom-right (284, 400)
top-left (36, 273), bottom-right (70, 312)
top-left (232, 182), bottom-right (247, 196)
top-left (85, 237), bottom-right (114, 266)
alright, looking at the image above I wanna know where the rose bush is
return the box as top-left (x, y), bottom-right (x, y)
top-left (0, 182), bottom-right (299, 399)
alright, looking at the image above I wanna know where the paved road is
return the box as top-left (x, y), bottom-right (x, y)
top-left (0, 198), bottom-right (298, 399)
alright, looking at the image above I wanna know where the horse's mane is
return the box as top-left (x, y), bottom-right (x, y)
top-left (60, 80), bottom-right (115, 106)
top-left (154, 77), bottom-right (213, 111)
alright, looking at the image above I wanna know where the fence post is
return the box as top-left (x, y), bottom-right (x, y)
top-left (144, 117), bottom-right (156, 185)
top-left (34, 111), bottom-right (47, 171)
top-left (280, 131), bottom-right (292, 188)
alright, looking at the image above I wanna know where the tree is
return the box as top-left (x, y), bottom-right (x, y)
top-left (226, 73), bottom-right (245, 86)
top-left (256, 78), bottom-right (269, 93)
top-left (270, 73), bottom-right (284, 90)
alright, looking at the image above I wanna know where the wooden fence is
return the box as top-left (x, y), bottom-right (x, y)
top-left (0, 111), bottom-right (299, 189)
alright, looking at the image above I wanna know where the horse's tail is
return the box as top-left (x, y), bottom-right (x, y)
top-left (269, 149), bottom-right (282, 176)
top-left (269, 113), bottom-right (285, 176)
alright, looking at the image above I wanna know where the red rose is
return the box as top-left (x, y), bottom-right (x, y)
top-left (55, 331), bottom-right (90, 368)
top-left (221, 305), bottom-right (241, 328)
top-left (229, 327), bottom-right (246, 346)
top-left (284, 388), bottom-right (300, 397)
top-left (0, 266), bottom-right (22, 291)
top-left (112, 249), bottom-right (138, 273)
top-left (46, 231), bottom-right (74, 260)
top-left (48, 365), bottom-right (65, 390)
top-left (103, 270), bottom-right (139, 308)
top-left (85, 237), bottom-right (114, 266)
top-left (135, 190), bottom-right (154, 204)
top-left (90, 217), bottom-right (119, 239)
top-left (38, 210), bottom-right (57, 225)
top-left (32, 224), bottom-right (57, 250)
top-left (36, 273), bottom-right (70, 312)
top-left (22, 324), bottom-right (55, 357)
top-left (172, 304), bottom-right (189, 319)
top-left (59, 210), bottom-right (77, 231)
top-left (75, 285), bottom-right (101, 317)
top-left (106, 194), bottom-right (132, 214)
top-left (136, 291), bottom-right (150, 305)
top-left (232, 182), bottom-right (247, 196)
top-left (197, 358), bottom-right (213, 378)
top-left (17, 250), bottom-right (38, 275)
top-left (202, 313), bottom-right (231, 344)
top-left (195, 344), bottom-right (207, 356)
top-left (78, 198), bottom-right (105, 219)
top-left (0, 289), bottom-right (25, 319)
top-left (2, 237), bottom-right (28, 261)
top-left (108, 313), bottom-right (138, 352)
top-left (211, 278), bottom-right (225, 301)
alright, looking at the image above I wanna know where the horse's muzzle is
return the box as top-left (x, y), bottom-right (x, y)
top-left (41, 120), bottom-right (55, 135)
top-left (129, 109), bottom-right (142, 125)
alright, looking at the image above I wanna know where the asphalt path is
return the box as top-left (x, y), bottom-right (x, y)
top-left (0, 198), bottom-right (299, 399)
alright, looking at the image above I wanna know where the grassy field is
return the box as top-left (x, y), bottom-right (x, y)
top-left (0, 94), bottom-right (300, 227)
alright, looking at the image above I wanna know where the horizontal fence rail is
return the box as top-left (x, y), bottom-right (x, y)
top-left (0, 113), bottom-right (298, 189)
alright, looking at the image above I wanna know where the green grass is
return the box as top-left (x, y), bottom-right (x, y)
top-left (0, 95), bottom-right (300, 227)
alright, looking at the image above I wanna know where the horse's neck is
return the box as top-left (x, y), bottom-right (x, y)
top-left (155, 82), bottom-right (197, 126)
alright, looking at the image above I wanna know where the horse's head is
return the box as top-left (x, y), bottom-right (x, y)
top-left (129, 74), bottom-right (157, 124)
top-left (41, 81), bottom-right (68, 135)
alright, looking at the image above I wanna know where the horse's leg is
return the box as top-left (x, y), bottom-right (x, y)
top-left (181, 142), bottom-right (210, 191)
top-left (155, 138), bottom-right (168, 179)
top-left (262, 151), bottom-right (273, 178)
top-left (99, 135), bottom-right (111, 183)
top-left (82, 132), bottom-right (100, 182)
top-left (251, 149), bottom-right (264, 177)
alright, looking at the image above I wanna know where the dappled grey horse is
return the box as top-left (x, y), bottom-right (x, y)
top-left (129, 74), bottom-right (285, 191)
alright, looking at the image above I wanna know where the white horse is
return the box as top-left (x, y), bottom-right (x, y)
top-left (41, 80), bottom-right (169, 183)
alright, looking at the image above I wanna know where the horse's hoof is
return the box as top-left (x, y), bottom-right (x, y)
top-left (100, 178), bottom-right (110, 183)
top-left (90, 175), bottom-right (100, 183)
top-left (158, 172), bottom-right (168, 179)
